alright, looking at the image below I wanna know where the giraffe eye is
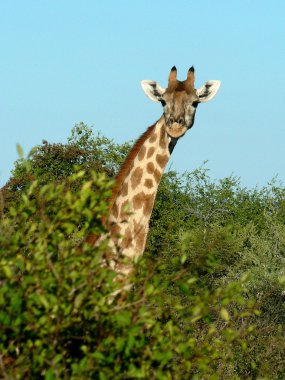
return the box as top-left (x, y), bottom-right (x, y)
top-left (192, 101), bottom-right (199, 108)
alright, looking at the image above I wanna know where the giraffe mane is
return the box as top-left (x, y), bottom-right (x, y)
top-left (108, 122), bottom-right (157, 212)
top-left (86, 122), bottom-right (157, 245)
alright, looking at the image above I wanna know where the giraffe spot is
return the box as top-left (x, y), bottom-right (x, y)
top-left (121, 227), bottom-right (133, 249)
top-left (112, 202), bottom-right (119, 219)
top-left (147, 147), bottom-right (155, 158)
top-left (133, 220), bottom-right (147, 255)
top-left (121, 182), bottom-right (128, 197)
top-left (154, 169), bottom-right (161, 183)
top-left (110, 223), bottom-right (121, 239)
top-left (156, 154), bottom-right (168, 169)
top-left (147, 162), bottom-right (155, 174)
top-left (144, 178), bottom-right (153, 188)
top-left (159, 126), bottom-right (168, 149)
top-left (143, 193), bottom-right (155, 217)
top-left (134, 219), bottom-right (144, 234)
top-left (85, 233), bottom-right (98, 247)
top-left (133, 192), bottom-right (144, 210)
top-left (138, 146), bottom-right (146, 161)
top-left (120, 200), bottom-right (130, 219)
top-left (136, 230), bottom-right (147, 253)
top-left (149, 133), bottom-right (157, 143)
top-left (131, 167), bottom-right (143, 190)
top-left (136, 233), bottom-right (147, 254)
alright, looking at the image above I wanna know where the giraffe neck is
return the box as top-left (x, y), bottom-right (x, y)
top-left (108, 116), bottom-right (172, 263)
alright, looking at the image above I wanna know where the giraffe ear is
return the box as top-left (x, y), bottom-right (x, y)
top-left (141, 80), bottom-right (165, 102)
top-left (196, 80), bottom-right (221, 103)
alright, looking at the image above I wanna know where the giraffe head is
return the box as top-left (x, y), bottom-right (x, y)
top-left (141, 66), bottom-right (221, 138)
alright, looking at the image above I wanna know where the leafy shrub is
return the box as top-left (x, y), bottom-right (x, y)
top-left (1, 123), bottom-right (131, 210)
top-left (2, 124), bottom-right (285, 378)
top-left (0, 169), bottom-right (256, 379)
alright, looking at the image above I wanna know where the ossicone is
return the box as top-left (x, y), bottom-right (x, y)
top-left (186, 66), bottom-right (195, 88)
top-left (168, 66), bottom-right (177, 85)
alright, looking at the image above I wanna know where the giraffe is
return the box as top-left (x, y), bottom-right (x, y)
top-left (89, 66), bottom-right (220, 276)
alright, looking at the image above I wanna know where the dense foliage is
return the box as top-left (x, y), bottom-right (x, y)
top-left (1, 123), bottom-right (131, 210)
top-left (1, 123), bottom-right (285, 379)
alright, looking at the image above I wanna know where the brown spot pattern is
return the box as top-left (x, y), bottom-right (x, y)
top-left (110, 124), bottom-right (155, 209)
top-left (133, 220), bottom-right (147, 254)
top-left (112, 202), bottom-right (119, 219)
top-left (147, 147), bottom-right (155, 158)
top-left (149, 133), bottom-right (157, 143)
top-left (85, 233), bottom-right (99, 246)
top-left (110, 223), bottom-right (121, 238)
top-left (154, 169), bottom-right (161, 183)
top-left (147, 162), bottom-right (155, 174)
top-left (144, 178), bottom-right (153, 188)
top-left (131, 167), bottom-right (143, 190)
top-left (121, 182), bottom-right (128, 197)
top-left (133, 219), bottom-right (143, 233)
top-left (136, 233), bottom-right (146, 253)
top-left (143, 193), bottom-right (155, 216)
top-left (121, 227), bottom-right (132, 249)
top-left (120, 200), bottom-right (130, 219)
top-left (156, 154), bottom-right (168, 169)
top-left (138, 146), bottom-right (146, 161)
top-left (136, 230), bottom-right (147, 253)
top-left (133, 192), bottom-right (144, 210)
top-left (159, 127), bottom-right (168, 149)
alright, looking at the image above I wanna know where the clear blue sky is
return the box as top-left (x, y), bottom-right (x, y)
top-left (1, 1), bottom-right (285, 188)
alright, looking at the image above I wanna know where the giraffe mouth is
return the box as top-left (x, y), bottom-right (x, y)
top-left (166, 123), bottom-right (187, 138)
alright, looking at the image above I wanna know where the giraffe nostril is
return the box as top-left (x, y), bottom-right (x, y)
top-left (178, 117), bottom-right (184, 125)
top-left (169, 116), bottom-right (174, 124)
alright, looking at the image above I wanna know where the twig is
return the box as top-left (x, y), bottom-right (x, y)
top-left (107, 297), bottom-right (145, 313)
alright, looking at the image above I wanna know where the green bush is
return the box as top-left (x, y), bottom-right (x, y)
top-left (1, 123), bottom-right (131, 210)
top-left (2, 124), bottom-right (285, 378)
top-left (149, 169), bottom-right (285, 379)
top-left (0, 169), bottom-right (256, 379)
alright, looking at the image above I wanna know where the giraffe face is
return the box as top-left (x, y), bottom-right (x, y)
top-left (141, 66), bottom-right (221, 139)
top-left (161, 88), bottom-right (199, 138)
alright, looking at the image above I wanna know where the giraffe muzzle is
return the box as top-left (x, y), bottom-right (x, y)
top-left (166, 122), bottom-right (187, 139)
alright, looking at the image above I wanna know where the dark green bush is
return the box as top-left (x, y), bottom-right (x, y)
top-left (2, 123), bottom-right (285, 378)
top-left (1, 123), bottom-right (131, 210)
top-left (0, 169), bottom-right (256, 379)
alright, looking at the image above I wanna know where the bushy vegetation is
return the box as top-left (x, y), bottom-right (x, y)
top-left (1, 123), bottom-right (285, 379)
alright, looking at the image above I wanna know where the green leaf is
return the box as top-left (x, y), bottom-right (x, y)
top-left (16, 143), bottom-right (24, 158)
top-left (45, 369), bottom-right (56, 380)
top-left (220, 308), bottom-right (230, 322)
top-left (38, 295), bottom-right (49, 310)
top-left (115, 311), bottom-right (131, 327)
top-left (2, 265), bottom-right (12, 278)
top-left (74, 293), bottom-right (85, 309)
